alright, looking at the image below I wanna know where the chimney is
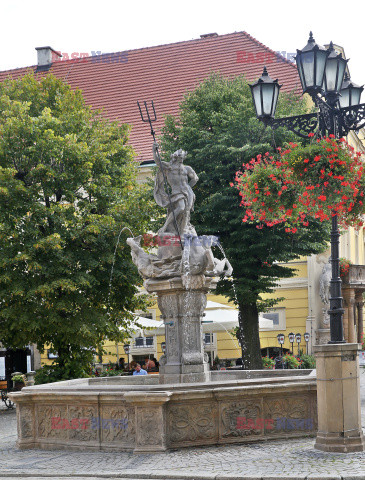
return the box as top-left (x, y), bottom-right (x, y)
top-left (35, 46), bottom-right (62, 68)
top-left (200, 33), bottom-right (218, 39)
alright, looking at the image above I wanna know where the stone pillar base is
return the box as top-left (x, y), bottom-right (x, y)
top-left (315, 431), bottom-right (365, 453)
top-left (314, 343), bottom-right (365, 453)
top-left (160, 362), bottom-right (210, 384)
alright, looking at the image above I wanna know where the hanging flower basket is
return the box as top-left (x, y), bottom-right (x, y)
top-left (339, 257), bottom-right (352, 279)
top-left (234, 135), bottom-right (364, 231)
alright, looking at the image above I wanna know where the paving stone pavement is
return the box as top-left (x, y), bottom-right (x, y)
top-left (0, 369), bottom-right (365, 480)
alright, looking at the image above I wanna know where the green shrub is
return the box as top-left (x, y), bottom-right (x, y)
top-left (100, 369), bottom-right (125, 377)
top-left (262, 356), bottom-right (275, 369)
top-left (35, 361), bottom-right (90, 385)
top-left (300, 354), bottom-right (316, 369)
top-left (283, 354), bottom-right (301, 369)
top-left (12, 374), bottom-right (26, 384)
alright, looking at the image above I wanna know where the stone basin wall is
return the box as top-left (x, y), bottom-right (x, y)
top-left (10, 370), bottom-right (317, 453)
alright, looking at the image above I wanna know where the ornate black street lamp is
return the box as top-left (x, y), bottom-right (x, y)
top-left (296, 333), bottom-right (302, 356)
top-left (339, 73), bottom-right (364, 110)
top-left (250, 32), bottom-right (365, 344)
top-left (123, 344), bottom-right (130, 370)
top-left (277, 333), bottom-right (285, 356)
top-left (304, 332), bottom-right (310, 354)
top-left (288, 332), bottom-right (295, 354)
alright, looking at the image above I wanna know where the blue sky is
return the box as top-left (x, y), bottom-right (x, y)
top-left (1, 0), bottom-right (364, 87)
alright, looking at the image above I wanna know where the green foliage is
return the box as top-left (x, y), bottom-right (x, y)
top-left (0, 74), bottom-right (156, 379)
top-left (300, 354), bottom-right (316, 369)
top-left (160, 73), bottom-right (330, 368)
top-left (262, 356), bottom-right (275, 369)
top-left (34, 360), bottom-right (90, 385)
top-left (11, 374), bottom-right (26, 383)
top-left (283, 354), bottom-right (301, 369)
top-left (99, 368), bottom-right (125, 377)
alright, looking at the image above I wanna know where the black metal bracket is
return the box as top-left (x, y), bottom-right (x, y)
top-left (266, 101), bottom-right (365, 139)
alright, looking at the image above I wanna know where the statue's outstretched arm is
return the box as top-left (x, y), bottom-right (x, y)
top-left (153, 142), bottom-right (170, 169)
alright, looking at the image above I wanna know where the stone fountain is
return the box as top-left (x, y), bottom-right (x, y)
top-left (9, 144), bottom-right (317, 453)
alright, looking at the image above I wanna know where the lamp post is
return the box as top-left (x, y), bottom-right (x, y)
top-left (288, 332), bottom-right (295, 354)
top-left (250, 33), bottom-right (365, 452)
top-left (277, 333), bottom-right (285, 356)
top-left (304, 332), bottom-right (310, 355)
top-left (295, 333), bottom-right (302, 357)
top-left (250, 32), bottom-right (365, 344)
top-left (123, 344), bottom-right (130, 371)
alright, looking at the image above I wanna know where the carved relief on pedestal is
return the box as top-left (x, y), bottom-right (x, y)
top-left (68, 405), bottom-right (98, 442)
top-left (180, 290), bottom-right (206, 365)
top-left (220, 400), bottom-right (263, 439)
top-left (316, 329), bottom-right (331, 345)
top-left (158, 293), bottom-right (179, 362)
top-left (37, 404), bottom-right (68, 440)
top-left (264, 396), bottom-right (315, 434)
top-left (167, 402), bottom-right (217, 445)
top-left (18, 404), bottom-right (34, 439)
top-left (100, 405), bottom-right (135, 444)
top-left (319, 261), bottom-right (331, 327)
top-left (136, 406), bottom-right (164, 447)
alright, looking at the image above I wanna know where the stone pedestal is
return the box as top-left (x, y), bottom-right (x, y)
top-left (145, 275), bottom-right (213, 384)
top-left (314, 343), bottom-right (365, 453)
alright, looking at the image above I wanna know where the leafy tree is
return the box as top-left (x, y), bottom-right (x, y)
top-left (0, 74), bottom-right (155, 379)
top-left (161, 74), bottom-right (330, 369)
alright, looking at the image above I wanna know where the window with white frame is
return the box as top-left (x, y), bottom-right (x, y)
top-left (204, 333), bottom-right (214, 345)
top-left (259, 308), bottom-right (286, 331)
top-left (133, 336), bottom-right (154, 348)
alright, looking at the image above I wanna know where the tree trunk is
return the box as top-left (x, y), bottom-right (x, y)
top-left (237, 302), bottom-right (263, 369)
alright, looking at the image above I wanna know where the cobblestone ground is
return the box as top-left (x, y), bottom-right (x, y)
top-left (0, 369), bottom-right (364, 479)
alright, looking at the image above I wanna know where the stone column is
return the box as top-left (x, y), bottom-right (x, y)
top-left (124, 392), bottom-right (171, 453)
top-left (355, 292), bottom-right (363, 344)
top-left (348, 290), bottom-right (356, 344)
top-left (145, 275), bottom-right (212, 384)
top-left (342, 290), bottom-right (350, 343)
top-left (314, 343), bottom-right (364, 453)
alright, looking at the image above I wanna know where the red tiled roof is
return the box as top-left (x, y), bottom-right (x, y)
top-left (0, 31), bottom-right (301, 162)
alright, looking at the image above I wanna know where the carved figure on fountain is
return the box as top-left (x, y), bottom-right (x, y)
top-left (127, 144), bottom-right (232, 283)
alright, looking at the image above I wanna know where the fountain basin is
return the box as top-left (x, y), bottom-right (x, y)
top-left (10, 370), bottom-right (317, 453)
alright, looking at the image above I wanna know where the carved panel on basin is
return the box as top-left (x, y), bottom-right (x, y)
top-left (37, 404), bottom-right (68, 440)
top-left (68, 405), bottom-right (98, 442)
top-left (220, 400), bottom-right (264, 439)
top-left (264, 395), bottom-right (315, 435)
top-left (167, 402), bottom-right (218, 446)
top-left (100, 405), bottom-right (136, 444)
top-left (18, 404), bottom-right (34, 440)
